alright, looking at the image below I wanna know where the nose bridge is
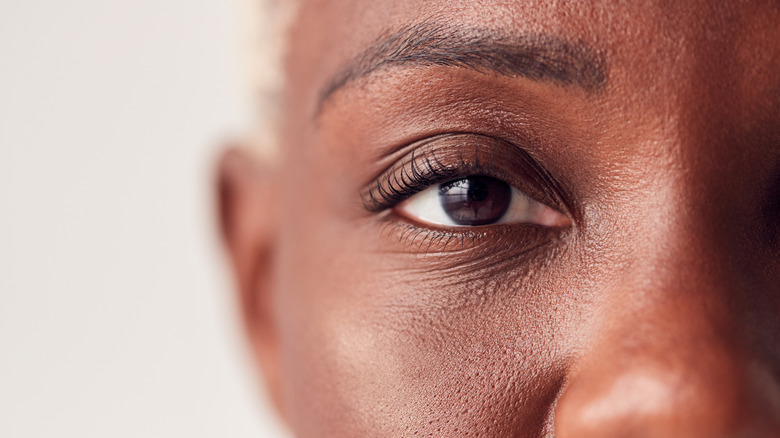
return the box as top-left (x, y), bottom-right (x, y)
top-left (589, 181), bottom-right (730, 348)
top-left (615, 219), bottom-right (738, 351)
top-left (607, 133), bottom-right (755, 340)
top-left (597, 243), bottom-right (745, 393)
top-left (590, 225), bottom-right (744, 395)
top-left (554, 215), bottom-right (780, 437)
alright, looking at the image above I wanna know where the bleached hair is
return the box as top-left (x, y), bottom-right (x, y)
top-left (242, 0), bottom-right (299, 158)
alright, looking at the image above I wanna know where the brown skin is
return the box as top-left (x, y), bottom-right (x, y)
top-left (218, 0), bottom-right (780, 436)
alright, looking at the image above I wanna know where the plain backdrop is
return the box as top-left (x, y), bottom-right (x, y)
top-left (0, 1), bottom-right (289, 436)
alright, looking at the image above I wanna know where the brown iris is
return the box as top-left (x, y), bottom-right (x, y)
top-left (438, 176), bottom-right (512, 226)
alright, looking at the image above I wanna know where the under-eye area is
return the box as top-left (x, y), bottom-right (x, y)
top-left (361, 133), bottom-right (572, 256)
top-left (374, 217), bottom-right (566, 279)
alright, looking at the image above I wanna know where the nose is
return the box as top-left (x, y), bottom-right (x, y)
top-left (555, 251), bottom-right (780, 437)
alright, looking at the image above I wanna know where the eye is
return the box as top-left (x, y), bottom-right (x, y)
top-left (396, 176), bottom-right (570, 228)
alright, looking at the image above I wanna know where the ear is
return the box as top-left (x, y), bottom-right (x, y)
top-left (215, 147), bottom-right (284, 418)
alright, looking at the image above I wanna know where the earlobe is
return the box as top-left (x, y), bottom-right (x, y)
top-left (215, 146), bottom-right (285, 419)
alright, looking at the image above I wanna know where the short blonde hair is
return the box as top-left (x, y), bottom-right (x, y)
top-left (243, 0), bottom-right (299, 157)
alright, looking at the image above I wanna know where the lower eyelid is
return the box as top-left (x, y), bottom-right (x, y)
top-left (374, 213), bottom-right (565, 262)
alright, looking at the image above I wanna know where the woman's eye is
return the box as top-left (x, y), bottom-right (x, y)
top-left (395, 176), bottom-right (570, 228)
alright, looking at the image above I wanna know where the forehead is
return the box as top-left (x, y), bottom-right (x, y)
top-left (284, 0), bottom-right (779, 125)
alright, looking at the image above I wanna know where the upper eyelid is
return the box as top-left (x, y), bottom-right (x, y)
top-left (362, 137), bottom-right (498, 212)
top-left (362, 149), bottom-right (457, 212)
top-left (361, 133), bottom-right (571, 216)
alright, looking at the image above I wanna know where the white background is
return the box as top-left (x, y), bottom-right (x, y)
top-left (0, 1), bottom-right (289, 436)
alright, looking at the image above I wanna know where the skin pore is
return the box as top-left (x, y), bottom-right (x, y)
top-left (218, 0), bottom-right (780, 436)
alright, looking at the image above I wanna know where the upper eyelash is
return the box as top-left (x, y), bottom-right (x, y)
top-left (362, 147), bottom-right (498, 212)
top-left (361, 133), bottom-right (576, 224)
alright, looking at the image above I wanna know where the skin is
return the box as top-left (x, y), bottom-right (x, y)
top-left (218, 0), bottom-right (780, 436)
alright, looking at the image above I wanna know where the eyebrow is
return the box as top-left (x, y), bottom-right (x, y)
top-left (317, 21), bottom-right (607, 113)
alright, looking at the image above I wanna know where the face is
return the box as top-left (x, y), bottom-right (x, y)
top-left (218, 0), bottom-right (780, 436)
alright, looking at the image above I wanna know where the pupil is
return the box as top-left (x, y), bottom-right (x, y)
top-left (438, 176), bottom-right (512, 226)
top-left (468, 183), bottom-right (489, 202)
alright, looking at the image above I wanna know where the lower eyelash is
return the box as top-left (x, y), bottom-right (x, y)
top-left (398, 223), bottom-right (469, 252)
top-left (378, 213), bottom-right (491, 254)
top-left (378, 213), bottom-right (561, 265)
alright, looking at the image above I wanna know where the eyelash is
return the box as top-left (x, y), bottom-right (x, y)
top-left (359, 134), bottom-right (574, 255)
top-left (362, 146), bottom-right (504, 213)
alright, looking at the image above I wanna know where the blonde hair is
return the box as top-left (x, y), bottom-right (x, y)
top-left (241, 0), bottom-right (299, 158)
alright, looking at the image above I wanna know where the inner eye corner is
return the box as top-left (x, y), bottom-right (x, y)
top-left (547, 194), bottom-right (577, 227)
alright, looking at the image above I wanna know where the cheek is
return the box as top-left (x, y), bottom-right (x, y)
top-left (272, 119), bottom-right (602, 436)
top-left (273, 175), bottom-right (577, 436)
